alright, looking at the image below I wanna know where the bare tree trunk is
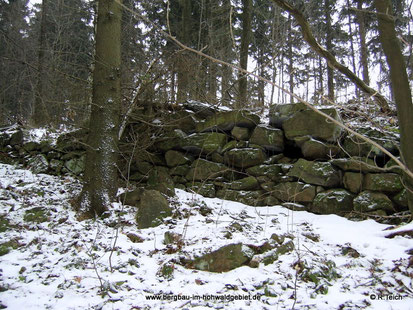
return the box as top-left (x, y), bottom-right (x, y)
top-left (237, 0), bottom-right (251, 108)
top-left (357, 0), bottom-right (370, 85)
top-left (325, 0), bottom-right (335, 102)
top-left (78, 0), bottom-right (122, 217)
top-left (271, 0), bottom-right (390, 113)
top-left (375, 0), bottom-right (413, 216)
top-left (33, 0), bottom-right (50, 126)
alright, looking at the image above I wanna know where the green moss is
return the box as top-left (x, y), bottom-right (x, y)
top-left (0, 217), bottom-right (10, 232)
top-left (24, 207), bottom-right (49, 223)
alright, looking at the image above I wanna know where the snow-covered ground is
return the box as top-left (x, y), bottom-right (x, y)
top-left (0, 163), bottom-right (412, 310)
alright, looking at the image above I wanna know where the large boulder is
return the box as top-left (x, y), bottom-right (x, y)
top-left (27, 154), bottom-right (49, 174)
top-left (136, 190), bottom-right (172, 228)
top-left (189, 243), bottom-right (255, 272)
top-left (282, 108), bottom-right (343, 142)
top-left (268, 102), bottom-right (307, 128)
top-left (298, 138), bottom-right (340, 160)
top-left (271, 182), bottom-right (316, 203)
top-left (147, 167), bottom-right (175, 197)
top-left (196, 110), bottom-right (260, 132)
top-left (186, 159), bottom-right (228, 181)
top-left (181, 132), bottom-right (227, 155)
top-left (249, 125), bottom-right (284, 153)
top-left (153, 129), bottom-right (187, 153)
top-left (224, 147), bottom-right (267, 169)
top-left (165, 150), bottom-right (192, 167)
top-left (312, 189), bottom-right (354, 215)
top-left (231, 126), bottom-right (250, 141)
top-left (187, 182), bottom-right (216, 198)
top-left (342, 128), bottom-right (399, 158)
top-left (353, 191), bottom-right (395, 213)
top-left (288, 159), bottom-right (341, 187)
top-left (363, 173), bottom-right (403, 193)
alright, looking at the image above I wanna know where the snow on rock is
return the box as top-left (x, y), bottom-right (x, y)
top-left (0, 163), bottom-right (412, 309)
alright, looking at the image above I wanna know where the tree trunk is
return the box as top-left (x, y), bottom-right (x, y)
top-left (33, 0), bottom-right (50, 126)
top-left (357, 0), bottom-right (370, 85)
top-left (270, 0), bottom-right (390, 113)
top-left (237, 0), bottom-right (251, 108)
top-left (78, 0), bottom-right (122, 217)
top-left (375, 0), bottom-right (413, 215)
top-left (325, 0), bottom-right (334, 102)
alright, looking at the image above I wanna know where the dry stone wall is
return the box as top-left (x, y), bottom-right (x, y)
top-left (0, 101), bottom-right (408, 223)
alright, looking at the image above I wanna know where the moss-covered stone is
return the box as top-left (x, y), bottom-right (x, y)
top-left (268, 102), bottom-right (307, 128)
top-left (392, 189), bottom-right (408, 208)
top-left (246, 164), bottom-right (283, 181)
top-left (221, 140), bottom-right (248, 153)
top-left (0, 217), bottom-right (10, 233)
top-left (228, 176), bottom-right (259, 190)
top-left (224, 147), bottom-right (267, 169)
top-left (288, 159), bottom-right (341, 187)
top-left (28, 154), bottom-right (49, 174)
top-left (136, 190), bottom-right (172, 228)
top-left (363, 173), bottom-right (403, 193)
top-left (216, 189), bottom-right (266, 206)
top-left (169, 165), bottom-right (190, 176)
top-left (64, 155), bottom-right (84, 175)
top-left (190, 243), bottom-right (255, 272)
top-left (231, 126), bottom-right (250, 141)
top-left (164, 150), bottom-right (192, 167)
top-left (196, 110), bottom-right (260, 132)
top-left (271, 182), bottom-right (316, 203)
top-left (249, 125), bottom-right (284, 153)
top-left (343, 172), bottom-right (363, 194)
top-left (300, 138), bottom-right (340, 160)
top-left (186, 159), bottom-right (228, 181)
top-left (282, 108), bottom-right (343, 142)
top-left (147, 167), bottom-right (175, 197)
top-left (181, 132), bottom-right (227, 154)
top-left (312, 189), bottom-right (354, 215)
top-left (353, 191), bottom-right (395, 213)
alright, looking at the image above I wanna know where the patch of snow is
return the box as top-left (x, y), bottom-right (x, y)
top-left (0, 164), bottom-right (412, 309)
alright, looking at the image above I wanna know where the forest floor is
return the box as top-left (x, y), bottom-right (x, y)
top-left (0, 161), bottom-right (412, 310)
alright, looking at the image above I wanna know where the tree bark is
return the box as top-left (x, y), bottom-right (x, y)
top-left (270, 0), bottom-right (390, 113)
top-left (325, 0), bottom-right (335, 102)
top-left (33, 0), bottom-right (50, 126)
top-left (375, 0), bottom-right (413, 215)
top-left (237, 0), bottom-right (252, 108)
top-left (356, 0), bottom-right (370, 85)
top-left (78, 0), bottom-right (122, 217)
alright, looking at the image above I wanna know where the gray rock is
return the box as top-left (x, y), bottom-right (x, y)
top-left (288, 159), bottom-right (341, 187)
top-left (363, 173), bottom-right (403, 193)
top-left (165, 150), bottom-right (192, 167)
top-left (282, 108), bottom-right (343, 142)
top-left (249, 125), bottom-right (284, 153)
top-left (136, 190), bottom-right (172, 228)
top-left (181, 132), bottom-right (227, 155)
top-left (186, 159), bottom-right (228, 181)
top-left (271, 182), bottom-right (316, 203)
top-left (312, 189), bottom-right (354, 215)
top-left (343, 172), bottom-right (363, 194)
top-left (28, 154), bottom-right (49, 174)
top-left (231, 126), bottom-right (250, 141)
top-left (196, 110), bottom-right (260, 132)
top-left (224, 147), bottom-right (267, 169)
top-left (353, 191), bottom-right (395, 213)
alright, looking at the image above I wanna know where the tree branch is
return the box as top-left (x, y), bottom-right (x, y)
top-left (270, 0), bottom-right (390, 113)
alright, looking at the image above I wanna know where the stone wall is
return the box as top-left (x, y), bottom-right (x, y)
top-left (0, 101), bottom-right (408, 222)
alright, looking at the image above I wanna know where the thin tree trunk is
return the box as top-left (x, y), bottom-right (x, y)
top-left (325, 0), bottom-right (335, 102)
top-left (237, 0), bottom-right (251, 108)
top-left (78, 0), bottom-right (122, 217)
top-left (33, 0), bottom-right (50, 126)
top-left (357, 0), bottom-right (370, 85)
top-left (375, 0), bottom-right (413, 215)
